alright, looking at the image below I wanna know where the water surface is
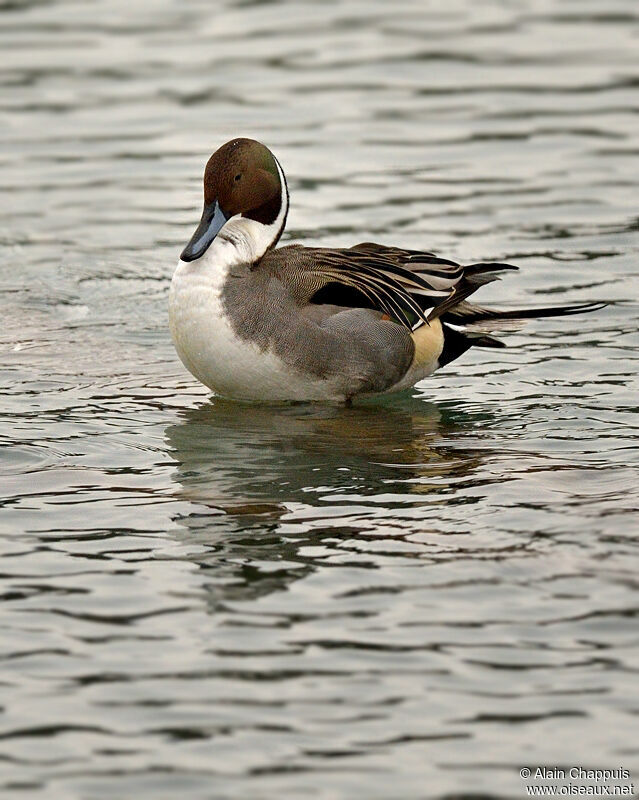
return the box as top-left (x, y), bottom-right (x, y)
top-left (1, 1), bottom-right (639, 798)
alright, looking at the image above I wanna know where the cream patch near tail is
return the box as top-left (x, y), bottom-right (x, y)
top-left (412, 318), bottom-right (444, 370)
top-left (385, 318), bottom-right (445, 393)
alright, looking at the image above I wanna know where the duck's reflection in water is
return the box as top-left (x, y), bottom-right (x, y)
top-left (164, 395), bottom-right (494, 604)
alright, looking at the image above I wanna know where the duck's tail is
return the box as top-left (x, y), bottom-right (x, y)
top-left (437, 301), bottom-right (607, 368)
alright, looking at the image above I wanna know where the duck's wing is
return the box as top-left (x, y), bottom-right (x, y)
top-left (262, 242), bottom-right (519, 331)
top-left (261, 242), bottom-right (605, 353)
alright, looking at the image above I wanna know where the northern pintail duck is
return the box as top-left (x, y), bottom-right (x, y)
top-left (169, 138), bottom-right (602, 404)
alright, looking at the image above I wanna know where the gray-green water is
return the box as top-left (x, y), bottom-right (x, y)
top-left (1, 1), bottom-right (639, 798)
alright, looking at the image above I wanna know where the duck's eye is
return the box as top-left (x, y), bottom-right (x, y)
top-left (234, 174), bottom-right (241, 182)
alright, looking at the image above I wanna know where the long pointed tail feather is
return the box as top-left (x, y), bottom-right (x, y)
top-left (443, 300), bottom-right (607, 332)
top-left (438, 301), bottom-right (606, 368)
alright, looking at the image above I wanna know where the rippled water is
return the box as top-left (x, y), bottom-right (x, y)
top-left (1, 1), bottom-right (639, 797)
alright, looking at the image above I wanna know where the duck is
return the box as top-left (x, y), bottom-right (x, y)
top-left (169, 138), bottom-right (603, 404)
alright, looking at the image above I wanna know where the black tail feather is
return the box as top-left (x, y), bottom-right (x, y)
top-left (438, 301), bottom-right (606, 369)
top-left (446, 300), bottom-right (607, 325)
top-left (464, 262), bottom-right (519, 275)
top-left (439, 323), bottom-right (506, 368)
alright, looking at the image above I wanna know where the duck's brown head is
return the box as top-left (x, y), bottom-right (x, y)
top-left (180, 138), bottom-right (286, 263)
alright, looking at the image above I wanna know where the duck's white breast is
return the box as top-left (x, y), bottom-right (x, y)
top-left (169, 254), bottom-right (344, 403)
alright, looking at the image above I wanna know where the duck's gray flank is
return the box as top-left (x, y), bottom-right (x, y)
top-left (222, 255), bottom-right (415, 393)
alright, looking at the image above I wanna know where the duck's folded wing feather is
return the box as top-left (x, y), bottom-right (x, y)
top-left (260, 242), bottom-right (518, 331)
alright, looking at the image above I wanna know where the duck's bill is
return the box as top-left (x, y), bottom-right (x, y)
top-left (180, 201), bottom-right (228, 262)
